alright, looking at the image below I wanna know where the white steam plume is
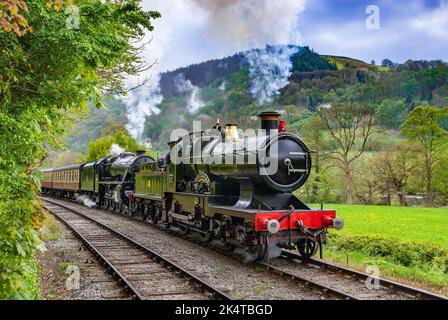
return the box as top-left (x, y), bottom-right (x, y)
top-left (123, 75), bottom-right (163, 140)
top-left (245, 45), bottom-right (299, 104)
top-left (121, 0), bottom-right (306, 139)
top-left (75, 195), bottom-right (96, 208)
top-left (174, 73), bottom-right (204, 113)
top-left (191, 0), bottom-right (305, 48)
top-left (109, 143), bottom-right (126, 156)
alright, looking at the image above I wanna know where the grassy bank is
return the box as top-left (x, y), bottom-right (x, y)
top-left (311, 204), bottom-right (448, 293)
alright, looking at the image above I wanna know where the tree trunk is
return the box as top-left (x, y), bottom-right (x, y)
top-left (397, 188), bottom-right (408, 206)
top-left (425, 155), bottom-right (433, 206)
top-left (344, 161), bottom-right (353, 204)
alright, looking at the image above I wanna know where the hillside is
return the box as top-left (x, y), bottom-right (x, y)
top-left (65, 45), bottom-right (448, 153)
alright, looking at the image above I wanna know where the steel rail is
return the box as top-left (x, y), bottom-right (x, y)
top-left (257, 261), bottom-right (359, 300)
top-left (43, 199), bottom-right (233, 300)
top-left (44, 204), bottom-right (143, 300)
top-left (43, 196), bottom-right (448, 301)
top-left (44, 197), bottom-right (354, 300)
top-left (281, 250), bottom-right (448, 300)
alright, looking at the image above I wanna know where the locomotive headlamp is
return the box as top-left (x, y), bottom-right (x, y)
top-left (322, 216), bottom-right (344, 230)
top-left (267, 219), bottom-right (280, 234)
top-left (333, 217), bottom-right (344, 230)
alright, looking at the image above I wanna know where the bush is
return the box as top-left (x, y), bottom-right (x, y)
top-left (327, 234), bottom-right (448, 273)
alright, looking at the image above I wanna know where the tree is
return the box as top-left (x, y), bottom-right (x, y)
top-left (318, 103), bottom-right (376, 204)
top-left (0, 0), bottom-right (31, 35)
top-left (401, 106), bottom-right (448, 206)
top-left (0, 1), bottom-right (160, 298)
top-left (381, 59), bottom-right (394, 67)
top-left (85, 129), bottom-right (156, 161)
top-left (375, 98), bottom-right (408, 129)
top-left (300, 114), bottom-right (330, 174)
top-left (85, 129), bottom-right (146, 161)
top-left (372, 141), bottom-right (419, 206)
top-left (299, 114), bottom-right (332, 202)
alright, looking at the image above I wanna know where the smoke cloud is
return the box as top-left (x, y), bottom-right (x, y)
top-left (121, 0), bottom-right (306, 140)
top-left (109, 143), bottom-right (126, 156)
top-left (174, 73), bottom-right (205, 113)
top-left (191, 0), bottom-right (305, 49)
top-left (245, 45), bottom-right (299, 104)
top-left (123, 75), bottom-right (163, 140)
top-left (76, 195), bottom-right (96, 208)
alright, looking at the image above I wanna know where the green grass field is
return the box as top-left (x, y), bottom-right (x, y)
top-left (310, 204), bottom-right (448, 293)
top-left (313, 204), bottom-right (448, 248)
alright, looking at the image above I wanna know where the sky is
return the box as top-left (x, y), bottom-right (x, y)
top-left (123, 0), bottom-right (448, 139)
top-left (137, 0), bottom-right (448, 77)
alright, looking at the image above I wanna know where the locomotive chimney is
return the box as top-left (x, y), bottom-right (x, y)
top-left (258, 111), bottom-right (281, 132)
top-left (136, 149), bottom-right (146, 156)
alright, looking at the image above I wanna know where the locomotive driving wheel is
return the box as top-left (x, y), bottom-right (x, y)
top-left (177, 223), bottom-right (190, 235)
top-left (141, 204), bottom-right (150, 222)
top-left (195, 230), bottom-right (213, 243)
top-left (221, 240), bottom-right (236, 251)
top-left (297, 238), bottom-right (318, 258)
top-left (104, 200), bottom-right (110, 211)
top-left (147, 205), bottom-right (161, 225)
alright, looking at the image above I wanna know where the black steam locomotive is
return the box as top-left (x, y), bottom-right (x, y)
top-left (42, 111), bottom-right (343, 260)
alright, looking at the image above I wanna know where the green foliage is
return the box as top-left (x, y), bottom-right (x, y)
top-left (326, 233), bottom-right (448, 287)
top-left (322, 203), bottom-right (448, 286)
top-left (85, 129), bottom-right (147, 161)
top-left (401, 106), bottom-right (448, 205)
top-left (329, 234), bottom-right (448, 271)
top-left (321, 203), bottom-right (448, 247)
top-left (66, 98), bottom-right (129, 153)
top-left (291, 46), bottom-right (336, 72)
top-left (375, 99), bottom-right (409, 129)
top-left (0, 0), bottom-right (159, 299)
top-left (401, 106), bottom-right (448, 144)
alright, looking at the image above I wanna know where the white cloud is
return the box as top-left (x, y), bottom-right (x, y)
top-left (191, 0), bottom-right (305, 49)
top-left (298, 1), bottom-right (448, 64)
top-left (411, 3), bottom-right (448, 39)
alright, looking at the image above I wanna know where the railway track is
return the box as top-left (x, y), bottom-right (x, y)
top-left (42, 197), bottom-right (448, 300)
top-left (279, 250), bottom-right (448, 300)
top-left (42, 199), bottom-right (233, 300)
